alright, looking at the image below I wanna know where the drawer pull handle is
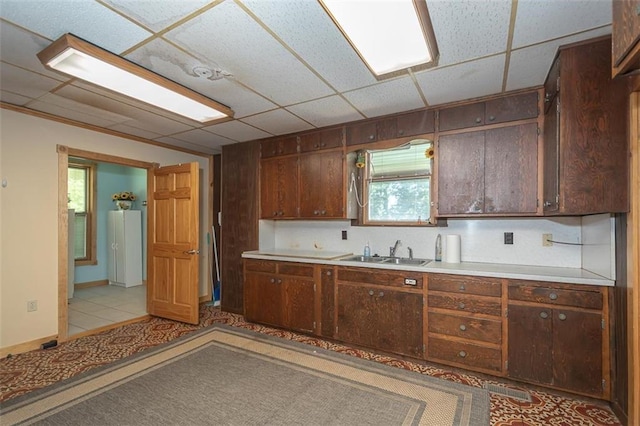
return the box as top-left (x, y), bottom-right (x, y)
top-left (549, 292), bottom-right (558, 300)
top-left (458, 302), bottom-right (466, 309)
top-left (378, 291), bottom-right (384, 297)
top-left (459, 324), bottom-right (467, 331)
top-left (458, 351), bottom-right (467, 358)
top-left (368, 290), bottom-right (374, 296)
top-left (459, 285), bottom-right (465, 291)
top-left (558, 313), bottom-right (567, 321)
top-left (540, 311), bottom-right (549, 319)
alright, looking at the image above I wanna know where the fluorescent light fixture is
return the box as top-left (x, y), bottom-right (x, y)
top-left (320, 0), bottom-right (439, 78)
top-left (38, 34), bottom-right (233, 123)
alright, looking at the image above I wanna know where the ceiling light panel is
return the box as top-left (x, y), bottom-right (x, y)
top-left (320, 0), bottom-right (438, 78)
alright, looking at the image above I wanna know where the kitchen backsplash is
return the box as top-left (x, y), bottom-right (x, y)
top-left (259, 215), bottom-right (614, 271)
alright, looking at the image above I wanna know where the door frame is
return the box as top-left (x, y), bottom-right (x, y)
top-left (57, 145), bottom-right (155, 342)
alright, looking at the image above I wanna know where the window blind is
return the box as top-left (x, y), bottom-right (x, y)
top-left (369, 142), bottom-right (432, 179)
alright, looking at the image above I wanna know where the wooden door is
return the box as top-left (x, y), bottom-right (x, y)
top-left (507, 304), bottom-right (553, 385)
top-left (244, 272), bottom-right (284, 327)
top-left (437, 131), bottom-right (485, 215)
top-left (285, 276), bottom-right (315, 333)
top-left (484, 124), bottom-right (538, 214)
top-left (148, 163), bottom-right (200, 324)
top-left (553, 309), bottom-right (603, 395)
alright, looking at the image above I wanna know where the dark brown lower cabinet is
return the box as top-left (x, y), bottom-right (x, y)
top-left (336, 283), bottom-right (423, 358)
top-left (508, 304), bottom-right (605, 398)
top-left (244, 271), bottom-right (284, 327)
top-left (320, 267), bottom-right (335, 338)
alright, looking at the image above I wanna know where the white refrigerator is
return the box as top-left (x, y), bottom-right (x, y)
top-left (107, 210), bottom-right (142, 287)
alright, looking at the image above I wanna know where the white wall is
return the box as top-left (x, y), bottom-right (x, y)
top-left (262, 216), bottom-right (584, 268)
top-left (581, 213), bottom-right (616, 279)
top-left (0, 109), bottom-right (210, 349)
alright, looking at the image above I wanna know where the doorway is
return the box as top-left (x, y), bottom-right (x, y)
top-left (57, 145), bottom-right (155, 341)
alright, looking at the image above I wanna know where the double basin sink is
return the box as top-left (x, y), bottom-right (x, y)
top-left (340, 255), bottom-right (432, 267)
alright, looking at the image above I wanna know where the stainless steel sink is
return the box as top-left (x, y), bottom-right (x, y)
top-left (340, 255), bottom-right (431, 266)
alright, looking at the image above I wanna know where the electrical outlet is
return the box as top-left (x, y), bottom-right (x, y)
top-left (341, 230), bottom-right (347, 240)
top-left (27, 300), bottom-right (38, 312)
top-left (542, 233), bottom-right (553, 247)
top-left (504, 232), bottom-right (513, 245)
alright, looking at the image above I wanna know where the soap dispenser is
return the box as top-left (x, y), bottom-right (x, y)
top-left (435, 234), bottom-right (442, 261)
top-left (364, 242), bottom-right (371, 257)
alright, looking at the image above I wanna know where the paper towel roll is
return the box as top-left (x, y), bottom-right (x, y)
top-left (445, 234), bottom-right (461, 263)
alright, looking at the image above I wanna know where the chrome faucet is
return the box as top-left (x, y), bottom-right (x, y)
top-left (407, 247), bottom-right (413, 260)
top-left (389, 239), bottom-right (402, 257)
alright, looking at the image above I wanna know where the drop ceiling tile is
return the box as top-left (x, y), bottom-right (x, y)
top-left (101, 0), bottom-right (212, 32)
top-left (241, 109), bottom-right (314, 135)
top-left (286, 96), bottom-right (363, 128)
top-left (429, 0), bottom-right (512, 66)
top-left (202, 120), bottom-right (271, 142)
top-left (106, 123), bottom-right (163, 140)
top-left (125, 38), bottom-right (276, 118)
top-left (416, 55), bottom-right (505, 106)
top-left (165, 0), bottom-right (334, 106)
top-left (0, 0), bottom-right (151, 53)
top-left (1, 89), bottom-right (32, 105)
top-left (0, 23), bottom-right (66, 80)
top-left (506, 26), bottom-right (612, 91)
top-left (156, 136), bottom-right (222, 155)
top-left (28, 95), bottom-right (129, 128)
top-left (0, 63), bottom-right (64, 98)
top-left (241, 0), bottom-right (376, 92)
top-left (342, 77), bottom-right (425, 118)
top-left (169, 128), bottom-right (236, 147)
top-left (512, 0), bottom-right (611, 48)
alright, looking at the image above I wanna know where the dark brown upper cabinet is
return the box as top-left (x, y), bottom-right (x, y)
top-left (346, 109), bottom-right (435, 146)
top-left (299, 127), bottom-right (344, 153)
top-left (612, 0), bottom-right (640, 77)
top-left (260, 135), bottom-right (298, 158)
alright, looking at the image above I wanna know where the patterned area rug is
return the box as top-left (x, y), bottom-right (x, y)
top-left (0, 306), bottom-right (621, 425)
top-left (1, 325), bottom-right (489, 425)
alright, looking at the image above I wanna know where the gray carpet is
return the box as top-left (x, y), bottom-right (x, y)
top-left (1, 325), bottom-right (489, 425)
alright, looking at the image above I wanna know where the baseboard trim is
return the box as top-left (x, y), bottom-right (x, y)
top-left (66, 316), bottom-right (151, 341)
top-left (199, 295), bottom-right (211, 304)
top-left (1, 334), bottom-right (58, 358)
top-left (74, 279), bottom-right (108, 289)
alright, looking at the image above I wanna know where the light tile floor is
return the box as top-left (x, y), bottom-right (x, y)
top-left (68, 284), bottom-right (147, 336)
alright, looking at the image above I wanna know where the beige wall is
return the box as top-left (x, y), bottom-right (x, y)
top-left (0, 109), bottom-right (210, 349)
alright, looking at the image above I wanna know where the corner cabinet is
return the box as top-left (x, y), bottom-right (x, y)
top-left (107, 210), bottom-right (142, 288)
top-left (543, 37), bottom-right (629, 214)
top-left (507, 280), bottom-right (610, 399)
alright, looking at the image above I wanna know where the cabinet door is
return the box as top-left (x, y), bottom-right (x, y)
top-left (336, 284), bottom-right (377, 348)
top-left (320, 267), bottom-right (335, 338)
top-left (612, 0), bottom-right (640, 75)
top-left (484, 91), bottom-right (538, 125)
top-left (375, 117), bottom-right (398, 141)
top-left (299, 151), bottom-right (344, 217)
top-left (261, 136), bottom-right (298, 158)
top-left (396, 109), bottom-right (435, 137)
top-left (553, 309), bottom-right (603, 396)
top-left (484, 123), bottom-right (538, 214)
top-left (299, 128), bottom-right (344, 153)
top-left (244, 272), bottom-right (284, 327)
top-left (372, 289), bottom-right (423, 358)
top-left (346, 121), bottom-right (378, 146)
top-left (285, 277), bottom-right (315, 333)
top-left (260, 156), bottom-right (298, 219)
top-left (437, 131), bottom-right (485, 215)
top-left (507, 304), bottom-right (553, 385)
top-left (438, 102), bottom-right (485, 132)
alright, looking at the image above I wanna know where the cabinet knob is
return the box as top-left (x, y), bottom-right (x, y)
top-left (458, 302), bottom-right (466, 309)
top-left (278, 211), bottom-right (284, 216)
top-left (320, 210), bottom-right (326, 215)
top-left (320, 143), bottom-right (326, 147)
top-left (313, 210), bottom-right (319, 215)
top-left (314, 144), bottom-right (319, 148)
top-left (459, 324), bottom-right (467, 331)
top-left (549, 292), bottom-right (558, 300)
top-left (544, 93), bottom-right (552, 102)
top-left (368, 134), bottom-right (375, 140)
top-left (368, 289), bottom-right (374, 296)
top-left (272, 211), bottom-right (278, 216)
top-left (270, 278), bottom-right (275, 283)
top-left (398, 130), bottom-right (404, 135)
top-left (558, 313), bottom-right (567, 321)
top-left (488, 115), bottom-right (495, 121)
top-left (543, 201), bottom-right (553, 207)
top-left (458, 350), bottom-right (467, 358)
top-left (326, 271), bottom-right (332, 276)
top-left (378, 291), bottom-right (384, 297)
top-left (540, 311), bottom-right (549, 319)
top-left (475, 117), bottom-right (481, 123)
top-left (459, 285), bottom-right (465, 291)
top-left (277, 279), bottom-right (282, 284)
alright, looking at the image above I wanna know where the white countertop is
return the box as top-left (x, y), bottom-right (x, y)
top-left (242, 250), bottom-right (614, 287)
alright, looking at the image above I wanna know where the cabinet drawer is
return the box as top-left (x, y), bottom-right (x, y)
top-left (508, 281), bottom-right (603, 310)
top-left (337, 267), bottom-right (423, 289)
top-left (278, 262), bottom-right (315, 278)
top-left (428, 293), bottom-right (502, 316)
top-left (428, 274), bottom-right (501, 297)
top-left (429, 312), bottom-right (502, 343)
top-left (428, 337), bottom-right (502, 372)
top-left (244, 259), bottom-right (277, 273)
